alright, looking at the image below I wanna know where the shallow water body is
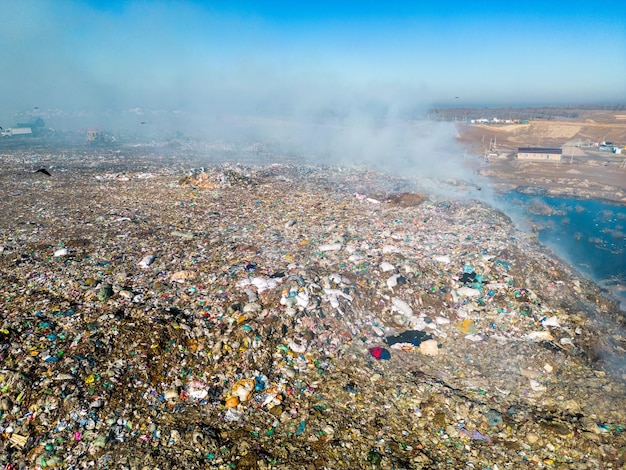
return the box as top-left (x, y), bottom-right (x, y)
top-left (502, 193), bottom-right (626, 309)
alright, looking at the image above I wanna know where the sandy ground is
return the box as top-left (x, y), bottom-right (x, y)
top-left (456, 115), bottom-right (626, 203)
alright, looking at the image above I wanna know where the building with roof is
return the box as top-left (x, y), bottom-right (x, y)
top-left (517, 147), bottom-right (562, 162)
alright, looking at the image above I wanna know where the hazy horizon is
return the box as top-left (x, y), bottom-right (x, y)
top-left (1, 0), bottom-right (625, 131)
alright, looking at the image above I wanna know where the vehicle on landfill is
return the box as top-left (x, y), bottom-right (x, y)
top-left (1, 127), bottom-right (33, 137)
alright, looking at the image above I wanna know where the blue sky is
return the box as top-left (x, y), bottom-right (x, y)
top-left (1, 0), bottom-right (625, 126)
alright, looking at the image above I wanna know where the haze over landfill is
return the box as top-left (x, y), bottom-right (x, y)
top-left (2, 1), bottom-right (626, 469)
top-left (2, 0), bottom-right (624, 197)
top-left (2, 0), bottom-right (625, 129)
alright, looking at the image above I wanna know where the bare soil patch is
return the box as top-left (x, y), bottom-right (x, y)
top-left (456, 110), bottom-right (626, 202)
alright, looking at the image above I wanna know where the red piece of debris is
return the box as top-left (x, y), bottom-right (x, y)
top-left (368, 347), bottom-right (391, 360)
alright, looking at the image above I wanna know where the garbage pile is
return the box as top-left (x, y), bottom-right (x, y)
top-left (0, 160), bottom-right (625, 469)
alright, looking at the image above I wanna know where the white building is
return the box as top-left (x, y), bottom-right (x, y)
top-left (517, 147), bottom-right (562, 162)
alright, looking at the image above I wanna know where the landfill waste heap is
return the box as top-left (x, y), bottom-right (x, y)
top-left (0, 158), bottom-right (625, 469)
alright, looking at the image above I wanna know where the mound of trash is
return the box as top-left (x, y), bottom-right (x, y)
top-left (0, 160), bottom-right (625, 469)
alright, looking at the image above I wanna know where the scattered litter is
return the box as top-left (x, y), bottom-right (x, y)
top-left (386, 329), bottom-right (432, 347)
top-left (0, 154), bottom-right (623, 468)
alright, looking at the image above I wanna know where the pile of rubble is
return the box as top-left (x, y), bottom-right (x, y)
top-left (0, 160), bottom-right (625, 469)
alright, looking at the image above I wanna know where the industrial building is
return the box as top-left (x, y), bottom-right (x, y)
top-left (517, 147), bottom-right (563, 162)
